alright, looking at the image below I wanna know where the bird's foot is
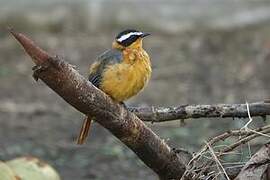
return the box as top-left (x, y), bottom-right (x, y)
top-left (120, 102), bottom-right (128, 109)
top-left (32, 62), bottom-right (49, 81)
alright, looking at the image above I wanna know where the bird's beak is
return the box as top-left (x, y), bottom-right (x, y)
top-left (141, 32), bottom-right (151, 38)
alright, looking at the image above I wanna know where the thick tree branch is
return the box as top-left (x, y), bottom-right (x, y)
top-left (130, 102), bottom-right (270, 122)
top-left (1, 101), bottom-right (269, 123)
top-left (10, 29), bottom-right (189, 179)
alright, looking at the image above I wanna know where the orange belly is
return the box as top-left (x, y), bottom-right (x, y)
top-left (100, 54), bottom-right (151, 102)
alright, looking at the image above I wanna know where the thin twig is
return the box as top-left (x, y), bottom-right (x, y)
top-left (189, 125), bottom-right (270, 166)
top-left (130, 102), bottom-right (270, 122)
top-left (241, 102), bottom-right (253, 130)
top-left (184, 124), bottom-right (270, 179)
top-left (206, 142), bottom-right (230, 180)
top-left (221, 128), bottom-right (270, 154)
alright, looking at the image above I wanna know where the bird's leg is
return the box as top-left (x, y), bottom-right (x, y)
top-left (77, 115), bottom-right (92, 145)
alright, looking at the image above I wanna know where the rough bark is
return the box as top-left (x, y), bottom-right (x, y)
top-left (10, 29), bottom-right (188, 179)
top-left (1, 100), bottom-right (270, 123)
top-left (130, 102), bottom-right (270, 122)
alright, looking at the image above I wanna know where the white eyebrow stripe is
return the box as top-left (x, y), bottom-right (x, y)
top-left (117, 32), bottom-right (143, 42)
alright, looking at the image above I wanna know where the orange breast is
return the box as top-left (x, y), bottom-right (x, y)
top-left (100, 49), bottom-right (151, 102)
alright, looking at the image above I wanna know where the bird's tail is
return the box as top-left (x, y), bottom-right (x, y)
top-left (77, 115), bottom-right (92, 145)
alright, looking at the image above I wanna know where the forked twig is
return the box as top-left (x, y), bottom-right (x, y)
top-left (206, 142), bottom-right (231, 180)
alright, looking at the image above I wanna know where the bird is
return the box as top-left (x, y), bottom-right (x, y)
top-left (77, 29), bottom-right (152, 144)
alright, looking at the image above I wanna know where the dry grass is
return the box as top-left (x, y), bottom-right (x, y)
top-left (182, 102), bottom-right (270, 179)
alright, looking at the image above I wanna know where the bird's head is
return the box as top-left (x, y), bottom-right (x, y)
top-left (112, 29), bottom-right (150, 50)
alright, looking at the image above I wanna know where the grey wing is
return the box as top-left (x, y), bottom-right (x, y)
top-left (88, 49), bottom-right (123, 88)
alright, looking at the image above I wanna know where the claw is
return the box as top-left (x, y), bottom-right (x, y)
top-left (32, 65), bottom-right (43, 81)
top-left (32, 62), bottom-right (49, 81)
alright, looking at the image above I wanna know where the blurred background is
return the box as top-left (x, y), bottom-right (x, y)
top-left (1, 0), bottom-right (270, 179)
